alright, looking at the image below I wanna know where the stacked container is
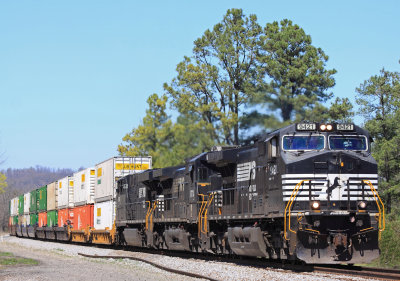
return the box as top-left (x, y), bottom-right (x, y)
top-left (57, 176), bottom-right (74, 228)
top-left (30, 213), bottom-right (38, 226)
top-left (72, 204), bottom-right (93, 230)
top-left (94, 157), bottom-right (151, 230)
top-left (47, 181), bottom-right (58, 227)
top-left (21, 192), bottom-right (31, 236)
top-left (74, 167), bottom-right (96, 206)
top-left (58, 208), bottom-right (73, 227)
top-left (71, 167), bottom-right (95, 230)
top-left (30, 189), bottom-right (38, 225)
top-left (57, 176), bottom-right (74, 209)
top-left (38, 186), bottom-right (47, 227)
top-left (10, 197), bottom-right (18, 225)
top-left (23, 192), bottom-right (31, 225)
top-left (8, 156), bottom-right (151, 241)
top-left (18, 195), bottom-right (24, 227)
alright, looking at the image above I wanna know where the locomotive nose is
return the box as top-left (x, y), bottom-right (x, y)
top-left (314, 152), bottom-right (359, 175)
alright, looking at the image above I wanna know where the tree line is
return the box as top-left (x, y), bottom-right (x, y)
top-left (118, 9), bottom-right (400, 216)
top-left (0, 167), bottom-right (74, 231)
top-left (118, 9), bottom-right (353, 168)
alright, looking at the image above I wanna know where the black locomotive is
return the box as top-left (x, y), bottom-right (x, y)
top-left (116, 122), bottom-right (384, 264)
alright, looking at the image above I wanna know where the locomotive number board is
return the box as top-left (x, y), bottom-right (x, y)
top-left (336, 124), bottom-right (354, 131)
top-left (296, 123), bottom-right (317, 131)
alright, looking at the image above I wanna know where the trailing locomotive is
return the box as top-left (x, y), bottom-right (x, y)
top-left (116, 122), bottom-right (384, 264)
top-left (9, 122), bottom-right (385, 264)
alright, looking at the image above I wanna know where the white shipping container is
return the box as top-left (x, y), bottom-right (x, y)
top-left (93, 200), bottom-right (115, 230)
top-left (94, 156), bottom-right (152, 202)
top-left (23, 192), bottom-right (31, 214)
top-left (10, 197), bottom-right (18, 216)
top-left (57, 176), bottom-right (74, 209)
top-left (10, 198), bottom-right (15, 216)
top-left (24, 214), bottom-right (30, 226)
top-left (73, 167), bottom-right (96, 206)
top-left (47, 181), bottom-right (58, 211)
top-left (16, 197), bottom-right (20, 215)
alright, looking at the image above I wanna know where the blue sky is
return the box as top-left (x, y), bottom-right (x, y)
top-left (0, 1), bottom-right (399, 169)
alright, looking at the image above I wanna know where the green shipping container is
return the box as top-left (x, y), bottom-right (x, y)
top-left (47, 210), bottom-right (58, 227)
top-left (38, 186), bottom-right (47, 211)
top-left (30, 190), bottom-right (38, 213)
top-left (18, 195), bottom-right (24, 215)
top-left (30, 213), bottom-right (38, 226)
top-left (12, 216), bottom-right (18, 225)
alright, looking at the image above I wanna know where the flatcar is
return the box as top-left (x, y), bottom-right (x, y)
top-left (10, 122), bottom-right (385, 264)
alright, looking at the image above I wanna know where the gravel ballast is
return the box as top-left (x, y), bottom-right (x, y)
top-left (0, 235), bottom-right (377, 281)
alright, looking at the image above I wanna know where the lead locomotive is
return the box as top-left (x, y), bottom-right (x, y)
top-left (116, 122), bottom-right (384, 264)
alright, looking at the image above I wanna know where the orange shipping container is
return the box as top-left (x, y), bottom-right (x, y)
top-left (58, 208), bottom-right (73, 227)
top-left (72, 204), bottom-right (94, 230)
top-left (38, 212), bottom-right (47, 227)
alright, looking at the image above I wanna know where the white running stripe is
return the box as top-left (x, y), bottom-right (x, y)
top-left (281, 173), bottom-right (379, 202)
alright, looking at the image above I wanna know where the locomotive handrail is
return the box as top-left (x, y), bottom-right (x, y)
top-left (363, 180), bottom-right (385, 238)
top-left (149, 201), bottom-right (158, 232)
top-left (202, 193), bottom-right (215, 234)
top-left (145, 201), bottom-right (151, 231)
top-left (284, 180), bottom-right (310, 240)
top-left (198, 194), bottom-right (207, 237)
top-left (198, 193), bottom-right (215, 236)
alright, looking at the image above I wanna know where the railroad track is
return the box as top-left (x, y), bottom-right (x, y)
top-left (82, 246), bottom-right (400, 281)
top-left (12, 236), bottom-right (400, 280)
top-left (314, 264), bottom-right (400, 280)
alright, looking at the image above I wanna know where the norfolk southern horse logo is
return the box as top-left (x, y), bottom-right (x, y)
top-left (327, 177), bottom-right (340, 198)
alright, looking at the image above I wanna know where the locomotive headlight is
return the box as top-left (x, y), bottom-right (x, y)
top-left (326, 124), bottom-right (333, 131)
top-left (358, 201), bottom-right (367, 209)
top-left (311, 201), bottom-right (320, 210)
top-left (319, 124), bottom-right (327, 131)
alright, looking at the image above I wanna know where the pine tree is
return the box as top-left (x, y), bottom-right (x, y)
top-left (118, 94), bottom-right (176, 168)
top-left (164, 8), bottom-right (262, 145)
top-left (245, 19), bottom-right (336, 130)
top-left (356, 67), bottom-right (400, 212)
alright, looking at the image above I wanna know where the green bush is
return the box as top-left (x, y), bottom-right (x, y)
top-left (378, 216), bottom-right (400, 268)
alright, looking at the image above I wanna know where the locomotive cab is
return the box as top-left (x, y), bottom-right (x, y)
top-left (277, 122), bottom-right (383, 263)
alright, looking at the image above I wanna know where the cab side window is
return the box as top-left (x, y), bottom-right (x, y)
top-left (198, 167), bottom-right (208, 181)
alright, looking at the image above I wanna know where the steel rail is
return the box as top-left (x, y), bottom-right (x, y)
top-left (11, 236), bottom-right (400, 281)
top-left (78, 252), bottom-right (216, 281)
top-left (314, 265), bottom-right (400, 280)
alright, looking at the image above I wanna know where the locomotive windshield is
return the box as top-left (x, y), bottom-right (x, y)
top-left (283, 135), bottom-right (324, 150)
top-left (329, 135), bottom-right (367, 151)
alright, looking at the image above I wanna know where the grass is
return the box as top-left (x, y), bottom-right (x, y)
top-left (0, 251), bottom-right (38, 266)
top-left (374, 217), bottom-right (400, 269)
top-left (359, 215), bottom-right (400, 269)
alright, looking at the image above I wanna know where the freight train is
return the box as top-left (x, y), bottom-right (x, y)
top-left (9, 122), bottom-right (385, 264)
